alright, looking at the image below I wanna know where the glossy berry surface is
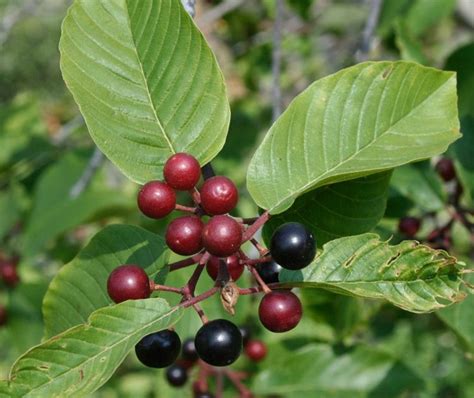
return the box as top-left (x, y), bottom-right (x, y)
top-left (181, 338), bottom-right (199, 362)
top-left (245, 340), bottom-right (267, 362)
top-left (435, 158), bottom-right (456, 182)
top-left (202, 215), bottom-right (242, 257)
top-left (0, 261), bottom-right (19, 287)
top-left (256, 259), bottom-right (282, 284)
top-left (206, 255), bottom-right (244, 281)
top-left (166, 216), bottom-right (203, 255)
top-left (398, 216), bottom-right (421, 237)
top-left (135, 330), bottom-right (181, 368)
top-left (258, 291), bottom-right (302, 333)
top-left (239, 326), bottom-right (251, 345)
top-left (194, 319), bottom-right (242, 366)
top-left (137, 181), bottom-right (176, 219)
top-left (270, 222), bottom-right (316, 270)
top-left (200, 176), bottom-right (239, 215)
top-left (164, 153), bottom-right (201, 190)
top-left (165, 363), bottom-right (188, 387)
top-left (107, 265), bottom-right (150, 303)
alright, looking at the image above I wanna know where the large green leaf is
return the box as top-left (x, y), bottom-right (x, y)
top-left (5, 299), bottom-right (183, 397)
top-left (43, 224), bottom-right (169, 339)
top-left (280, 233), bottom-right (466, 313)
top-left (60, 0), bottom-right (230, 183)
top-left (262, 171), bottom-right (391, 247)
top-left (247, 61), bottom-right (460, 214)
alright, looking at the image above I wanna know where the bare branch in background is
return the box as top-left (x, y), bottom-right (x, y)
top-left (0, 0), bottom-right (41, 47)
top-left (52, 115), bottom-right (84, 146)
top-left (69, 147), bottom-right (105, 199)
top-left (272, 0), bottom-right (284, 122)
top-left (356, 0), bottom-right (383, 62)
top-left (197, 0), bottom-right (246, 26)
top-left (181, 0), bottom-right (196, 18)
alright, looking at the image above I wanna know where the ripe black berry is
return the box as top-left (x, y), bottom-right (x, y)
top-left (182, 338), bottom-right (199, 362)
top-left (270, 222), bottom-right (316, 270)
top-left (166, 216), bottom-right (204, 255)
top-left (244, 339), bottom-right (267, 362)
top-left (194, 319), bottom-right (242, 366)
top-left (202, 215), bottom-right (242, 257)
top-left (206, 255), bottom-right (244, 281)
top-left (137, 181), bottom-right (176, 219)
top-left (165, 363), bottom-right (188, 387)
top-left (398, 216), bottom-right (421, 237)
top-left (256, 259), bottom-right (282, 284)
top-left (0, 260), bottom-right (19, 287)
top-left (259, 291), bottom-right (302, 333)
top-left (435, 158), bottom-right (456, 182)
top-left (239, 326), bottom-right (251, 345)
top-left (200, 176), bottom-right (239, 215)
top-left (135, 330), bottom-right (181, 368)
top-left (107, 264), bottom-right (150, 303)
top-left (164, 153), bottom-right (201, 190)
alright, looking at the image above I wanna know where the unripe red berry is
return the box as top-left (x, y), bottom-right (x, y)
top-left (0, 261), bottom-right (19, 287)
top-left (435, 158), bottom-right (456, 182)
top-left (107, 265), bottom-right (151, 303)
top-left (244, 339), bottom-right (267, 362)
top-left (137, 181), bottom-right (176, 219)
top-left (206, 255), bottom-right (244, 281)
top-left (202, 215), bottom-right (242, 257)
top-left (398, 216), bottom-right (421, 237)
top-left (258, 291), bottom-right (302, 333)
top-left (200, 176), bottom-right (239, 215)
top-left (166, 216), bottom-right (204, 255)
top-left (164, 153), bottom-right (201, 190)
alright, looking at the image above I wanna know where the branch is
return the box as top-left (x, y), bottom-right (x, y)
top-left (356, 0), bottom-right (383, 62)
top-left (272, 0), bottom-right (284, 122)
top-left (69, 147), bottom-right (105, 198)
top-left (0, 0), bottom-right (41, 48)
top-left (52, 115), bottom-right (84, 146)
top-left (197, 0), bottom-right (246, 26)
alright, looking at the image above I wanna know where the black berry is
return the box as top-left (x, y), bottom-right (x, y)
top-left (259, 291), bottom-right (302, 333)
top-left (206, 255), bottom-right (244, 281)
top-left (164, 153), bottom-right (201, 190)
top-left (166, 215), bottom-right (204, 255)
top-left (256, 259), bottom-right (282, 284)
top-left (135, 330), bottom-right (181, 368)
top-left (194, 319), bottom-right (242, 366)
top-left (239, 326), bottom-right (251, 345)
top-left (107, 265), bottom-right (150, 303)
top-left (182, 338), bottom-right (199, 362)
top-left (165, 363), bottom-right (188, 387)
top-left (137, 181), bottom-right (176, 219)
top-left (398, 216), bottom-right (421, 237)
top-left (202, 215), bottom-right (242, 257)
top-left (435, 158), bottom-right (456, 182)
top-left (200, 176), bottom-right (239, 215)
top-left (270, 222), bottom-right (316, 270)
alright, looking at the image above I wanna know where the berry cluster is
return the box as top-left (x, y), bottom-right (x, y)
top-left (106, 153), bottom-right (317, 395)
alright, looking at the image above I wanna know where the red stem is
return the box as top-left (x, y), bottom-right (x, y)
top-left (223, 369), bottom-right (254, 398)
top-left (242, 211), bottom-right (270, 242)
top-left (241, 256), bottom-right (272, 266)
top-left (175, 203), bottom-right (197, 213)
top-left (169, 253), bottom-right (203, 272)
top-left (152, 284), bottom-right (183, 294)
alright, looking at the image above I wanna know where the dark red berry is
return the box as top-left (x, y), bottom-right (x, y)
top-left (202, 215), bottom-right (242, 257)
top-left (270, 222), bottom-right (316, 270)
top-left (0, 261), bottom-right (19, 287)
top-left (398, 217), bottom-right (421, 237)
top-left (256, 260), bottom-right (282, 284)
top-left (258, 291), bottom-right (302, 333)
top-left (135, 330), bottom-right (181, 368)
top-left (0, 305), bottom-right (7, 326)
top-left (166, 216), bottom-right (204, 255)
top-left (245, 340), bottom-right (267, 362)
top-left (166, 363), bottom-right (188, 387)
top-left (137, 181), bottom-right (176, 219)
top-left (182, 338), bottom-right (199, 362)
top-left (239, 326), bottom-right (251, 345)
top-left (435, 158), bottom-right (456, 182)
top-left (107, 265), bottom-right (150, 303)
top-left (164, 153), bottom-right (201, 190)
top-left (194, 319), bottom-right (242, 366)
top-left (200, 176), bottom-right (239, 215)
top-left (206, 255), bottom-right (244, 281)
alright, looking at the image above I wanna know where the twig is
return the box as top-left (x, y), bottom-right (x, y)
top-left (0, 0), bottom-right (41, 47)
top-left (356, 0), bottom-right (383, 62)
top-left (169, 253), bottom-right (203, 272)
top-left (242, 211), bottom-right (270, 242)
top-left (151, 284), bottom-right (183, 294)
top-left (52, 115), bottom-right (84, 146)
top-left (69, 147), bottom-right (105, 198)
top-left (272, 0), bottom-right (284, 122)
top-left (197, 0), bottom-right (246, 26)
top-left (223, 369), bottom-right (253, 398)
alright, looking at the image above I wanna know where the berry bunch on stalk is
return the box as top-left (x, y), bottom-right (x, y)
top-left (106, 153), bottom-right (317, 397)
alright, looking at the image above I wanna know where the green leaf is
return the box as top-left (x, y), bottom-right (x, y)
top-left (262, 171), bottom-right (391, 247)
top-left (247, 61), bottom-right (460, 214)
top-left (279, 233), bottom-right (466, 313)
top-left (252, 343), bottom-right (423, 397)
top-left (0, 183), bottom-right (25, 241)
top-left (59, 0), bottom-right (230, 184)
top-left (390, 161), bottom-right (446, 212)
top-left (394, 20), bottom-right (427, 65)
top-left (5, 299), bottom-right (183, 397)
top-left (43, 224), bottom-right (169, 339)
top-left (404, 0), bottom-right (456, 38)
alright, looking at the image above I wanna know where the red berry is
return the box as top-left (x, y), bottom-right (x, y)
top-left (244, 339), bottom-right (267, 362)
top-left (164, 153), bottom-right (201, 190)
top-left (0, 305), bottom-right (7, 326)
top-left (202, 215), bottom-right (242, 257)
top-left (107, 265), bottom-right (151, 303)
top-left (435, 158), bottom-right (456, 182)
top-left (200, 176), bottom-right (239, 215)
top-left (258, 291), bottom-right (302, 333)
top-left (166, 216), bottom-right (204, 255)
top-left (137, 181), bottom-right (176, 219)
top-left (206, 255), bottom-right (244, 281)
top-left (398, 217), bottom-right (421, 237)
top-left (0, 261), bottom-right (19, 287)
